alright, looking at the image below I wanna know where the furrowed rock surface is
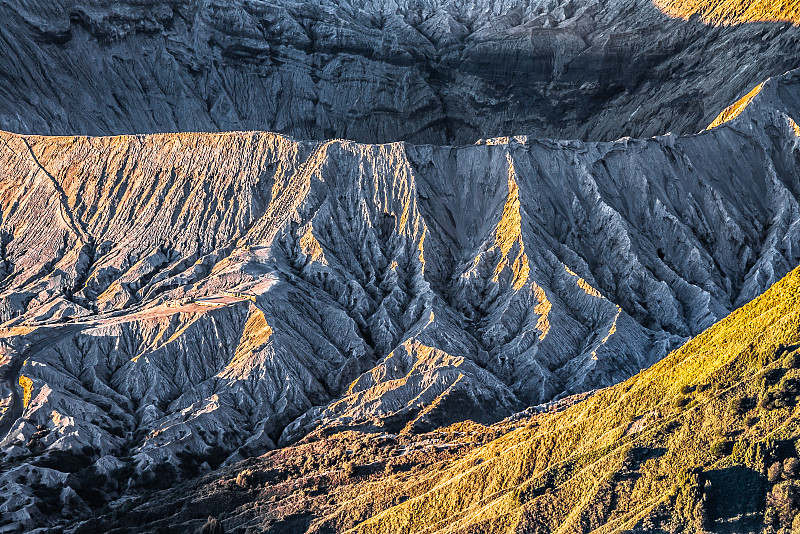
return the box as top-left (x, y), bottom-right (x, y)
top-left (1, 0), bottom-right (800, 144)
top-left (1, 66), bottom-right (800, 530)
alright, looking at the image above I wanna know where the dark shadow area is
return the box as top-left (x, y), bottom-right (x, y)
top-left (705, 465), bottom-right (766, 532)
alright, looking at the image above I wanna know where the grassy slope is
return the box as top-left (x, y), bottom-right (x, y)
top-left (653, 0), bottom-right (800, 25)
top-left (329, 266), bottom-right (800, 534)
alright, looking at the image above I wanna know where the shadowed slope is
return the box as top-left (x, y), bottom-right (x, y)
top-left (1, 0), bottom-right (800, 143)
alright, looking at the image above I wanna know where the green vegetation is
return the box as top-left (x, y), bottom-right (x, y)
top-left (332, 267), bottom-right (800, 534)
top-left (342, 461), bottom-right (357, 479)
top-left (235, 468), bottom-right (257, 489)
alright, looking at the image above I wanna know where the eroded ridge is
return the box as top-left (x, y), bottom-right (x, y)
top-left (1, 67), bottom-right (800, 532)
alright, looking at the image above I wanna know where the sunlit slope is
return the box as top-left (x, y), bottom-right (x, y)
top-left (340, 266), bottom-right (800, 534)
top-left (654, 0), bottom-right (800, 25)
top-left (707, 82), bottom-right (766, 129)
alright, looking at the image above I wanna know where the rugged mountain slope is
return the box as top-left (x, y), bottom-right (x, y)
top-left (334, 270), bottom-right (800, 534)
top-left (70, 253), bottom-right (800, 534)
top-left (655, 0), bottom-right (800, 25)
top-left (1, 0), bottom-right (800, 144)
top-left (1, 66), bottom-right (800, 531)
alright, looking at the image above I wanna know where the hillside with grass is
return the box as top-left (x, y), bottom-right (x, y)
top-left (336, 269), bottom-right (800, 534)
top-left (654, 0), bottom-right (800, 25)
top-left (89, 269), bottom-right (800, 533)
top-left (346, 270), bottom-right (800, 533)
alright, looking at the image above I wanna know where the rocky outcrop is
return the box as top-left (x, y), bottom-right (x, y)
top-left (1, 0), bottom-right (799, 144)
top-left (0, 64), bottom-right (799, 529)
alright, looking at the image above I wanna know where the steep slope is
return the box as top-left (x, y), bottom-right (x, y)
top-left (76, 253), bottom-right (800, 534)
top-left (1, 67), bottom-right (800, 531)
top-left (339, 270), bottom-right (800, 534)
top-left (654, 0), bottom-right (800, 25)
top-left (1, 0), bottom-right (800, 144)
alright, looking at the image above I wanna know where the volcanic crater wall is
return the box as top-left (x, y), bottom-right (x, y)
top-left (1, 0), bottom-right (800, 143)
top-left (0, 73), bottom-right (799, 517)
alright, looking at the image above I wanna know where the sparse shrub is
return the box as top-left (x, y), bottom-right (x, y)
top-left (760, 392), bottom-right (777, 410)
top-left (792, 512), bottom-right (800, 533)
top-left (235, 469), bottom-right (256, 489)
top-left (342, 461), bottom-right (356, 478)
top-left (769, 462), bottom-right (784, 483)
top-left (200, 516), bottom-right (224, 534)
top-left (766, 483), bottom-right (796, 529)
top-left (783, 350), bottom-right (800, 369)
top-left (710, 440), bottom-right (730, 457)
top-left (674, 396), bottom-right (691, 409)
top-left (672, 468), bottom-right (707, 532)
top-left (779, 373), bottom-right (800, 396)
top-left (680, 385), bottom-right (693, 395)
top-left (331, 446), bottom-right (345, 461)
top-left (784, 458), bottom-right (800, 479)
top-left (744, 414), bottom-right (759, 428)
top-left (730, 395), bottom-right (751, 415)
top-left (302, 456), bottom-right (315, 474)
top-left (693, 500), bottom-right (709, 533)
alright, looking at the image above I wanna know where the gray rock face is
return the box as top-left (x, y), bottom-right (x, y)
top-left (1, 0), bottom-right (799, 144)
top-left (1, 64), bottom-right (799, 529)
